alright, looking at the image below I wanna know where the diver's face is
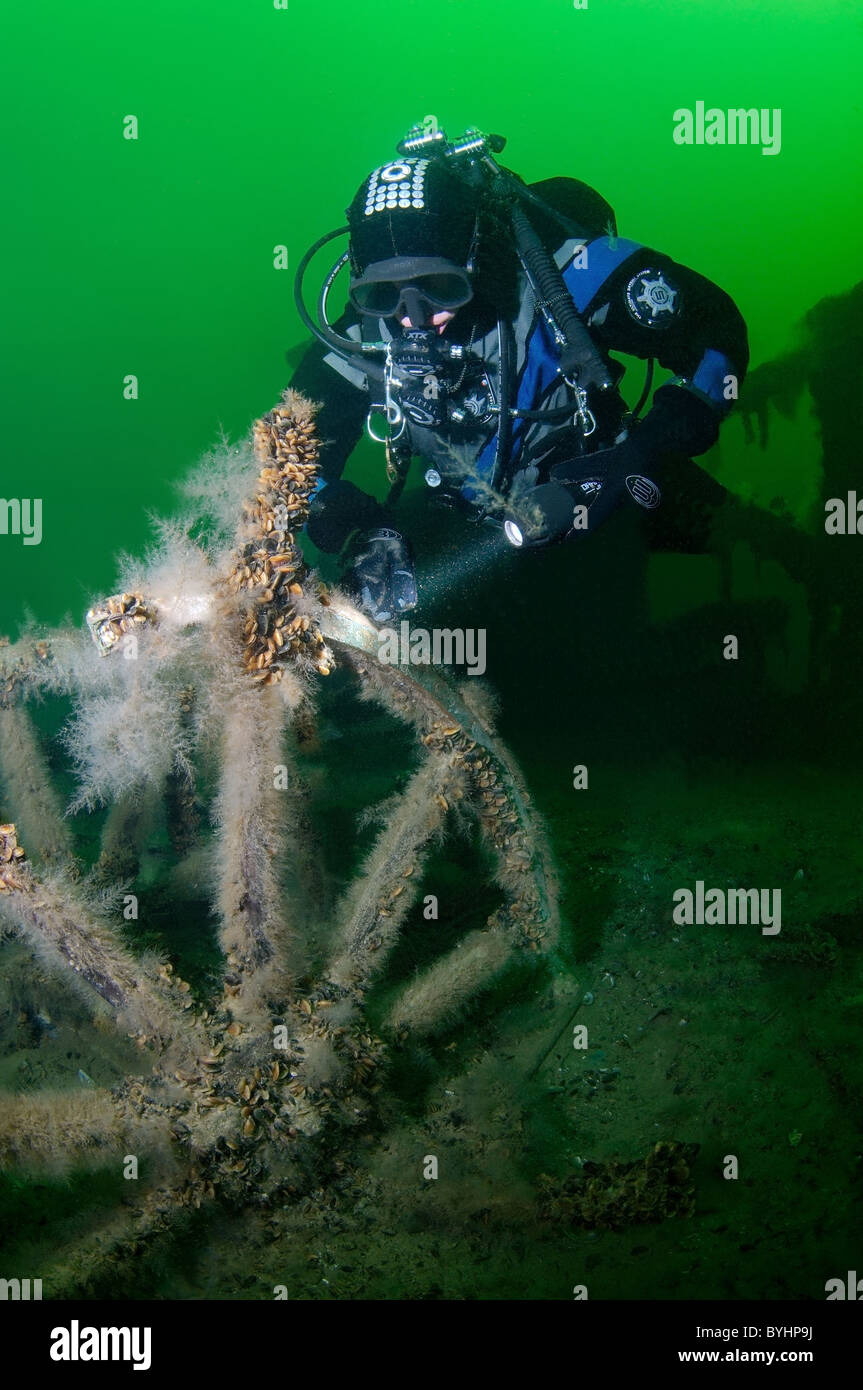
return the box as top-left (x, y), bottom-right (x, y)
top-left (398, 309), bottom-right (455, 334)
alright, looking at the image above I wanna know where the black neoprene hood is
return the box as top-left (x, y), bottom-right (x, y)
top-left (346, 157), bottom-right (481, 276)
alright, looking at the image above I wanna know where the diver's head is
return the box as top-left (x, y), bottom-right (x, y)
top-left (346, 157), bottom-right (480, 329)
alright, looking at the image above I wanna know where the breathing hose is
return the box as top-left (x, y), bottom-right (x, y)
top-left (510, 204), bottom-right (616, 395)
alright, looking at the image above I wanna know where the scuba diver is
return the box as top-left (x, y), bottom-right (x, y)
top-left (290, 125), bottom-right (749, 622)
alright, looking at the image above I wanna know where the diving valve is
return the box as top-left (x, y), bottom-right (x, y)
top-left (368, 328), bottom-right (497, 442)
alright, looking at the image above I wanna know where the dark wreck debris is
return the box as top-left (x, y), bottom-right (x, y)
top-left (0, 388), bottom-right (562, 1295)
top-left (740, 280), bottom-right (863, 493)
top-left (537, 1140), bottom-right (699, 1231)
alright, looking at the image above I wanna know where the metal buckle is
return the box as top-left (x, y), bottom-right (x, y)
top-left (366, 345), bottom-right (407, 445)
top-left (366, 403), bottom-right (404, 443)
top-left (564, 376), bottom-right (597, 438)
top-left (367, 348), bottom-right (405, 443)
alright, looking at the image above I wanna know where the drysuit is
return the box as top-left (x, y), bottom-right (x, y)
top-left (289, 172), bottom-right (749, 614)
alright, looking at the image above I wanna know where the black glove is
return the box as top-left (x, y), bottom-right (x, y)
top-left (504, 433), bottom-right (663, 548)
top-left (550, 432), bottom-right (663, 533)
top-left (344, 528), bottom-right (418, 623)
top-left (505, 385), bottom-right (722, 548)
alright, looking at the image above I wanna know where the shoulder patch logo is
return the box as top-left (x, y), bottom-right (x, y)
top-left (625, 269), bottom-right (680, 327)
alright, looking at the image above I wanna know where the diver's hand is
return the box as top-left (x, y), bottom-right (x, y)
top-left (551, 434), bottom-right (662, 531)
top-left (344, 528), bottom-right (418, 624)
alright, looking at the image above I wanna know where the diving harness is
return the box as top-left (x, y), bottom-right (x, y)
top-left (293, 126), bottom-right (639, 521)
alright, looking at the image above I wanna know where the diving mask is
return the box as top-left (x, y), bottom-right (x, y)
top-left (349, 255), bottom-right (473, 319)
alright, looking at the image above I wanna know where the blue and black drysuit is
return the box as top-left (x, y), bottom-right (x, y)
top-left (289, 176), bottom-right (749, 570)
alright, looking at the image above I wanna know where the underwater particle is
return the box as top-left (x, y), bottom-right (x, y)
top-left (788, 1129), bottom-right (803, 1147)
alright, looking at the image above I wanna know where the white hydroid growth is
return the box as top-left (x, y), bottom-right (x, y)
top-left (0, 704), bottom-right (74, 866)
top-left (387, 928), bottom-right (514, 1035)
top-left (60, 525), bottom-right (224, 813)
top-left (61, 662), bottom-right (196, 814)
top-left (176, 429), bottom-right (261, 544)
top-left (0, 1092), bottom-right (162, 1174)
top-left (209, 681), bottom-right (313, 1022)
top-left (114, 516), bottom-right (219, 627)
top-left (0, 387), bottom-right (563, 1302)
top-left (327, 755), bottom-right (466, 990)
